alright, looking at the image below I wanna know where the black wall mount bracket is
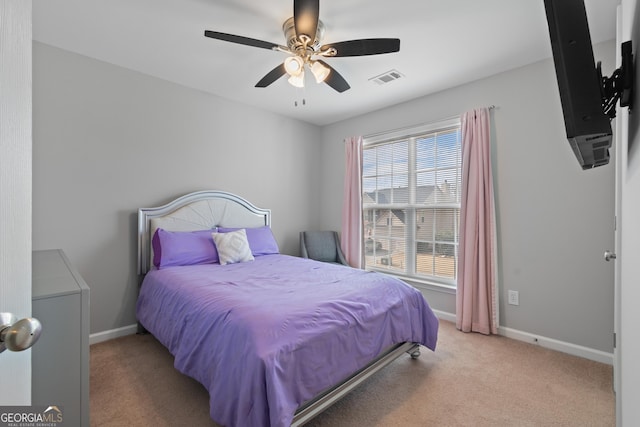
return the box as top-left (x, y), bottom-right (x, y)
top-left (599, 40), bottom-right (634, 119)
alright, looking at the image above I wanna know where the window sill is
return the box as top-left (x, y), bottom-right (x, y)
top-left (366, 268), bottom-right (456, 295)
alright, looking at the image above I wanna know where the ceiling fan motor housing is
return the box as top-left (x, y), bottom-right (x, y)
top-left (283, 17), bottom-right (325, 52)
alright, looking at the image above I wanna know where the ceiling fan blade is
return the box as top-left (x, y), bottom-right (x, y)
top-left (255, 63), bottom-right (287, 88)
top-left (321, 38), bottom-right (400, 57)
top-left (294, 0), bottom-right (319, 40)
top-left (204, 30), bottom-right (280, 50)
top-left (317, 60), bottom-right (350, 93)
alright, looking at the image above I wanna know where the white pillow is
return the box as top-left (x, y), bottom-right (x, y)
top-left (211, 229), bottom-right (255, 265)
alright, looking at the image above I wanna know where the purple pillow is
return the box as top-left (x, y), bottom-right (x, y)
top-left (152, 228), bottom-right (219, 268)
top-left (217, 226), bottom-right (279, 256)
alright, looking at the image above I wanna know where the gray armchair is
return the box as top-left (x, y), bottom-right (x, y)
top-left (300, 231), bottom-right (349, 266)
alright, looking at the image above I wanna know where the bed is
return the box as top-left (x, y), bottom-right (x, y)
top-left (136, 190), bottom-right (439, 426)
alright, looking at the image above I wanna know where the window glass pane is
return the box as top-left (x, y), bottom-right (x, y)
top-left (436, 129), bottom-right (460, 169)
top-left (434, 208), bottom-right (457, 280)
top-left (392, 140), bottom-right (409, 174)
top-left (416, 208), bottom-right (434, 241)
top-left (363, 177), bottom-right (376, 204)
top-left (377, 176), bottom-right (392, 196)
top-left (364, 141), bottom-right (410, 204)
top-left (415, 209), bottom-right (434, 277)
top-left (416, 244), bottom-right (435, 276)
top-left (391, 179), bottom-right (409, 204)
top-left (416, 172), bottom-right (435, 197)
top-left (368, 237), bottom-right (405, 274)
top-left (416, 136), bottom-right (435, 170)
top-left (376, 144), bottom-right (393, 175)
top-left (415, 244), bottom-right (457, 279)
top-left (434, 244), bottom-right (456, 279)
top-left (390, 141), bottom-right (409, 204)
top-left (363, 208), bottom-right (376, 244)
top-left (364, 209), bottom-right (406, 274)
top-left (389, 209), bottom-right (407, 238)
top-left (436, 169), bottom-right (459, 203)
top-left (363, 149), bottom-right (376, 178)
top-left (435, 208), bottom-right (457, 243)
top-left (365, 209), bottom-right (390, 241)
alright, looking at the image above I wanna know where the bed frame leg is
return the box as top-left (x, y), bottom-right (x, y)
top-left (136, 322), bottom-right (148, 335)
top-left (408, 345), bottom-right (421, 359)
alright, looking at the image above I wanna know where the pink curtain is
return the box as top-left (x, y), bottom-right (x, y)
top-left (342, 136), bottom-right (364, 268)
top-left (456, 108), bottom-right (498, 335)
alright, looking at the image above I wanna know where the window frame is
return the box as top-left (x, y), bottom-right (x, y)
top-left (362, 117), bottom-right (461, 289)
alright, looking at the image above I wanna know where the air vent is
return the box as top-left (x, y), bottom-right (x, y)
top-left (369, 69), bottom-right (404, 85)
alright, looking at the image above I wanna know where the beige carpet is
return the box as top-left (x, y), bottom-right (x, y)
top-left (90, 320), bottom-right (614, 426)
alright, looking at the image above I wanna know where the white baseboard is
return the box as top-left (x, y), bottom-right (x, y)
top-left (431, 309), bottom-right (456, 323)
top-left (498, 326), bottom-right (613, 365)
top-left (90, 324), bottom-right (138, 345)
top-left (432, 311), bottom-right (613, 365)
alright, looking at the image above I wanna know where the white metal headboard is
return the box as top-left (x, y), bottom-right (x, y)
top-left (137, 190), bottom-right (271, 274)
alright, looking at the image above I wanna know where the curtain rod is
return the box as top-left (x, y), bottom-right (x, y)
top-left (361, 105), bottom-right (496, 141)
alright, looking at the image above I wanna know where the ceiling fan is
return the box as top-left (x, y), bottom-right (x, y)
top-left (204, 0), bottom-right (400, 93)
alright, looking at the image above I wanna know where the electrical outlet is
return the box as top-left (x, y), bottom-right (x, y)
top-left (508, 290), bottom-right (519, 306)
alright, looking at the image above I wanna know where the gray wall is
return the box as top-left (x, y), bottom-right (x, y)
top-left (32, 42), bottom-right (322, 334)
top-left (33, 38), bottom-right (618, 354)
top-left (319, 41), bottom-right (616, 353)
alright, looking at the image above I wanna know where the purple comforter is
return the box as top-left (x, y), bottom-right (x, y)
top-left (137, 254), bottom-right (438, 427)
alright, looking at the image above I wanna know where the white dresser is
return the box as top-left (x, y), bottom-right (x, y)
top-left (32, 249), bottom-right (90, 427)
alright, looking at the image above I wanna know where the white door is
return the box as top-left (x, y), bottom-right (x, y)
top-left (612, 9), bottom-right (623, 422)
top-left (612, 24), bottom-right (623, 424)
top-left (0, 0), bottom-right (33, 405)
top-left (616, 1), bottom-right (640, 424)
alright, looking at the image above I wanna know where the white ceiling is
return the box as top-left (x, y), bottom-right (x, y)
top-left (32, 0), bottom-right (618, 126)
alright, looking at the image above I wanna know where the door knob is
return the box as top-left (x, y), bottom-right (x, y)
top-left (604, 250), bottom-right (617, 262)
top-left (0, 312), bottom-right (42, 353)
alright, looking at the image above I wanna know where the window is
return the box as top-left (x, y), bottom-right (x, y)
top-left (362, 118), bottom-right (461, 287)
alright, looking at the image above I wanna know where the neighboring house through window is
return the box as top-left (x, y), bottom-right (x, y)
top-left (362, 117), bottom-right (461, 288)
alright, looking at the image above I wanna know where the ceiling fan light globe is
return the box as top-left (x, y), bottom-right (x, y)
top-left (288, 70), bottom-right (305, 88)
top-left (310, 61), bottom-right (330, 83)
top-left (284, 56), bottom-right (304, 76)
